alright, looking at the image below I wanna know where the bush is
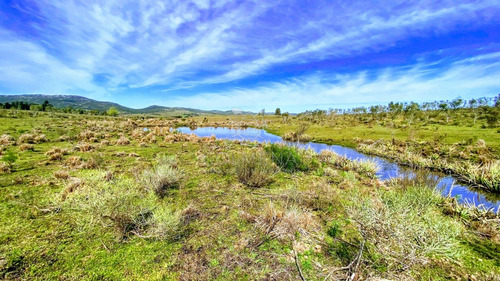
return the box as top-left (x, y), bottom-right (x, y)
top-left (265, 143), bottom-right (308, 172)
top-left (233, 149), bottom-right (277, 187)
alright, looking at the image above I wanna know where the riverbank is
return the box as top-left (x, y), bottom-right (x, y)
top-left (1, 111), bottom-right (499, 280)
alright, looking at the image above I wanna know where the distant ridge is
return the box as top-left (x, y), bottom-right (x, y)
top-left (0, 94), bottom-right (253, 115)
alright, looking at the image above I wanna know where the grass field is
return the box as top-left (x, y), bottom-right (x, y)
top-left (1, 110), bottom-right (499, 280)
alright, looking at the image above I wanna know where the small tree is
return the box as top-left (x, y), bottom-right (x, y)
top-left (107, 106), bottom-right (119, 116)
top-left (275, 108), bottom-right (281, 115)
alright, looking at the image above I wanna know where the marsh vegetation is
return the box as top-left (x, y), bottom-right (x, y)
top-left (0, 105), bottom-right (499, 280)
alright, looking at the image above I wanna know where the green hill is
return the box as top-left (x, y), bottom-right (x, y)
top-left (0, 94), bottom-right (252, 115)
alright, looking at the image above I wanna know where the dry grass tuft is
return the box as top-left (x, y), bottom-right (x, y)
top-left (46, 147), bottom-right (69, 156)
top-left (18, 133), bottom-right (35, 144)
top-left (61, 178), bottom-right (84, 200)
top-left (78, 130), bottom-right (95, 141)
top-left (0, 134), bottom-right (15, 145)
top-left (46, 147), bottom-right (69, 161)
top-left (0, 162), bottom-right (10, 174)
top-left (19, 144), bottom-right (34, 151)
top-left (116, 136), bottom-right (130, 145)
top-left (34, 134), bottom-right (47, 143)
top-left (65, 156), bottom-right (83, 168)
top-left (54, 170), bottom-right (70, 179)
top-left (75, 142), bottom-right (93, 152)
top-left (255, 201), bottom-right (319, 242)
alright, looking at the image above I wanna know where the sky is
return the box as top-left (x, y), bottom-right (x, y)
top-left (0, 0), bottom-right (499, 112)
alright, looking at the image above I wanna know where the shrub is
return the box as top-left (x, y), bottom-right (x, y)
top-left (265, 143), bottom-right (308, 172)
top-left (233, 149), bottom-right (277, 187)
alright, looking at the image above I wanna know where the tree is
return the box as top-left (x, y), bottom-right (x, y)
top-left (275, 108), bottom-right (281, 115)
top-left (42, 100), bottom-right (50, 111)
top-left (107, 106), bottom-right (119, 116)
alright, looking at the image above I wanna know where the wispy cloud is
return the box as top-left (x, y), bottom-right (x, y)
top-left (0, 0), bottom-right (499, 110)
top-left (167, 52), bottom-right (500, 112)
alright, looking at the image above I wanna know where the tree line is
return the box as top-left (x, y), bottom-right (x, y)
top-left (288, 94), bottom-right (500, 128)
top-left (0, 100), bottom-right (117, 116)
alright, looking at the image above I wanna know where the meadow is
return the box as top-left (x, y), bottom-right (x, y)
top-left (0, 108), bottom-right (499, 280)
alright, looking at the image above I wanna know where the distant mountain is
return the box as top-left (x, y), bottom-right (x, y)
top-left (0, 94), bottom-right (253, 115)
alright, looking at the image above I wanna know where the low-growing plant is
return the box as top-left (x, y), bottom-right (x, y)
top-left (233, 149), bottom-right (277, 187)
top-left (1, 150), bottom-right (17, 168)
top-left (19, 143), bottom-right (34, 151)
top-left (17, 133), bottom-right (35, 144)
top-left (61, 171), bottom-right (181, 240)
top-left (141, 163), bottom-right (182, 197)
top-left (0, 134), bottom-right (15, 145)
top-left (0, 161), bottom-right (10, 174)
top-left (345, 185), bottom-right (463, 275)
top-left (265, 143), bottom-right (308, 172)
top-left (53, 170), bottom-right (70, 179)
top-left (116, 136), bottom-right (130, 145)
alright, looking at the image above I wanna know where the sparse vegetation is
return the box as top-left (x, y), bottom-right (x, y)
top-left (0, 108), bottom-right (498, 280)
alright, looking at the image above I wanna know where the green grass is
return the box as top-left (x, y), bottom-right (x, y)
top-left (0, 110), bottom-right (499, 280)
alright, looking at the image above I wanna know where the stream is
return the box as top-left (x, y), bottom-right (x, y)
top-left (177, 126), bottom-right (500, 212)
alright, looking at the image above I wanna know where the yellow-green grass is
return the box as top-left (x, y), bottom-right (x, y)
top-left (0, 111), bottom-right (499, 280)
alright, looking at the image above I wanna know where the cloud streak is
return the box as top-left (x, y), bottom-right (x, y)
top-left (167, 52), bottom-right (500, 112)
top-left (0, 0), bottom-right (499, 110)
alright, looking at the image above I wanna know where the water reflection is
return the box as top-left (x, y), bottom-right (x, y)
top-left (177, 126), bottom-right (500, 212)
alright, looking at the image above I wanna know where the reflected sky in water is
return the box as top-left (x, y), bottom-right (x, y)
top-left (178, 126), bottom-right (500, 212)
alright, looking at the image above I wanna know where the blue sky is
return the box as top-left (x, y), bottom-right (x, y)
top-left (1, 0), bottom-right (499, 112)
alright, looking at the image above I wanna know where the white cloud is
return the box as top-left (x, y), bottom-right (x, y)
top-left (166, 53), bottom-right (500, 112)
top-left (1, 0), bottom-right (499, 103)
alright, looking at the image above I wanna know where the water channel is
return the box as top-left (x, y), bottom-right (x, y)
top-left (177, 126), bottom-right (500, 212)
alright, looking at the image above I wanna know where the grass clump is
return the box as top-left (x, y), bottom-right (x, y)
top-left (61, 170), bottom-right (181, 240)
top-left (233, 149), bottom-right (277, 187)
top-left (0, 134), bottom-right (14, 145)
top-left (319, 150), bottom-right (379, 178)
top-left (141, 159), bottom-right (182, 197)
top-left (265, 143), bottom-right (308, 172)
top-left (344, 185), bottom-right (463, 276)
top-left (0, 161), bottom-right (10, 174)
top-left (458, 161), bottom-right (500, 191)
